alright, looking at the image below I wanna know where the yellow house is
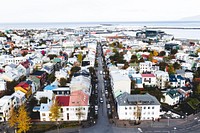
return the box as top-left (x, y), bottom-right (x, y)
top-left (14, 81), bottom-right (32, 98)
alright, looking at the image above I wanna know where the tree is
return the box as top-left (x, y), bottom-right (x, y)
top-left (167, 64), bottom-right (175, 74)
top-left (130, 55), bottom-right (138, 63)
top-left (8, 107), bottom-right (17, 132)
top-left (195, 84), bottom-right (200, 95)
top-left (17, 105), bottom-right (31, 133)
top-left (171, 49), bottom-right (177, 55)
top-left (148, 52), bottom-right (153, 61)
top-left (77, 53), bottom-right (83, 63)
top-left (70, 66), bottom-right (81, 77)
top-left (48, 54), bottom-right (57, 60)
top-left (173, 62), bottom-right (181, 70)
top-left (50, 99), bottom-right (61, 133)
top-left (159, 51), bottom-right (166, 56)
top-left (131, 80), bottom-right (136, 90)
top-left (158, 62), bottom-right (167, 71)
top-left (76, 107), bottom-right (85, 125)
top-left (39, 97), bottom-right (48, 104)
top-left (59, 78), bottom-right (67, 86)
top-left (153, 50), bottom-right (158, 56)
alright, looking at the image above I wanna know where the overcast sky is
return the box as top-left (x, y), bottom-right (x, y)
top-left (0, 0), bottom-right (200, 23)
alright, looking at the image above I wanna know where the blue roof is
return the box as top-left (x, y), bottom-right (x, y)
top-left (44, 85), bottom-right (57, 91)
top-left (26, 80), bottom-right (33, 85)
top-left (177, 75), bottom-right (185, 80)
top-left (169, 75), bottom-right (177, 82)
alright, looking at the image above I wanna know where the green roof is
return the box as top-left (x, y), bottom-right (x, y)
top-left (53, 58), bottom-right (61, 63)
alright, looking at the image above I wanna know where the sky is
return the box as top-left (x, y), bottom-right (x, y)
top-left (0, 0), bottom-right (200, 23)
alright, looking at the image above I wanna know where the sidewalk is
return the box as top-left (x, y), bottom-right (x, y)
top-left (109, 112), bottom-right (200, 129)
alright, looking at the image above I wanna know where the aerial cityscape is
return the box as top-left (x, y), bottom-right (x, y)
top-left (1, 0), bottom-right (200, 133)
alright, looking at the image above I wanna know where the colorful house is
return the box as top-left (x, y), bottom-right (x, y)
top-left (14, 81), bottom-right (32, 98)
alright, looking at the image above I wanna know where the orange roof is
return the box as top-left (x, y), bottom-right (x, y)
top-left (69, 90), bottom-right (89, 106)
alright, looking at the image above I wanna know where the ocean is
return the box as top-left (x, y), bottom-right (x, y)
top-left (0, 21), bottom-right (200, 39)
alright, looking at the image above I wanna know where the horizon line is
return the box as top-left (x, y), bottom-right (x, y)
top-left (1, 20), bottom-right (200, 24)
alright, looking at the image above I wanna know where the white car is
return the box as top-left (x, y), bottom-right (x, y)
top-left (99, 97), bottom-right (103, 103)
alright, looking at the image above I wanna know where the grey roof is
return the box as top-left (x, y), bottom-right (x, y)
top-left (116, 92), bottom-right (160, 106)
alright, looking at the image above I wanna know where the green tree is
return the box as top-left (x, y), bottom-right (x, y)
top-left (39, 97), bottom-right (48, 104)
top-left (159, 51), bottom-right (166, 56)
top-left (158, 62), bottom-right (167, 71)
top-left (168, 64), bottom-right (175, 74)
top-left (130, 55), bottom-right (138, 63)
top-left (48, 54), bottom-right (57, 60)
top-left (148, 52), bottom-right (153, 61)
top-left (195, 84), bottom-right (200, 95)
top-left (59, 78), bottom-right (67, 86)
top-left (17, 105), bottom-right (31, 133)
top-left (70, 66), bottom-right (81, 77)
top-left (112, 48), bottom-right (118, 53)
top-left (173, 62), bottom-right (181, 70)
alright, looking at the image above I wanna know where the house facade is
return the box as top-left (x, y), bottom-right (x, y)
top-left (116, 92), bottom-right (160, 121)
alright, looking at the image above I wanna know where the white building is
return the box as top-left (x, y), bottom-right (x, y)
top-left (161, 89), bottom-right (180, 106)
top-left (154, 71), bottom-right (169, 89)
top-left (116, 92), bottom-right (160, 121)
top-left (110, 70), bottom-right (131, 98)
top-left (139, 61), bottom-right (158, 73)
top-left (141, 74), bottom-right (156, 87)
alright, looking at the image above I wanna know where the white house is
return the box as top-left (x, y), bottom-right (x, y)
top-left (110, 70), bottom-right (131, 98)
top-left (176, 75), bottom-right (185, 87)
top-left (154, 71), bottom-right (169, 89)
top-left (116, 92), bottom-right (160, 121)
top-left (11, 90), bottom-right (26, 107)
top-left (141, 74), bottom-right (156, 87)
top-left (130, 74), bottom-right (143, 89)
top-left (40, 90), bottom-right (89, 121)
top-left (0, 96), bottom-right (16, 121)
top-left (139, 61), bottom-right (157, 73)
top-left (161, 89), bottom-right (180, 106)
top-left (41, 62), bottom-right (54, 75)
top-left (0, 76), bottom-right (7, 91)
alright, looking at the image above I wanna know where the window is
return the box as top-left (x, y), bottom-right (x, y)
top-left (42, 113), bottom-right (46, 116)
top-left (148, 107), bottom-right (150, 109)
top-left (144, 107), bottom-right (146, 109)
top-left (125, 107), bottom-right (127, 110)
top-left (152, 107), bottom-right (154, 109)
top-left (60, 108), bottom-right (63, 113)
top-left (49, 113), bottom-right (52, 117)
top-left (66, 108), bottom-right (69, 111)
top-left (152, 112), bottom-right (154, 115)
top-left (125, 112), bottom-right (127, 115)
top-left (129, 107), bottom-right (132, 110)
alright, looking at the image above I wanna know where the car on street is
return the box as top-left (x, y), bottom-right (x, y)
top-left (99, 97), bottom-right (103, 103)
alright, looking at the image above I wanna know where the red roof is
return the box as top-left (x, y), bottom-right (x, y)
top-left (56, 96), bottom-right (70, 106)
top-left (141, 74), bottom-right (155, 77)
top-left (20, 60), bottom-right (30, 68)
top-left (16, 82), bottom-right (29, 90)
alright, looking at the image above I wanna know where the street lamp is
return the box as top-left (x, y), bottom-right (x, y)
top-left (185, 112), bottom-right (188, 121)
top-left (174, 127), bottom-right (176, 133)
top-left (167, 117), bottom-right (170, 126)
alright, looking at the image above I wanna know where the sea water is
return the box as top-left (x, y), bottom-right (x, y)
top-left (0, 21), bottom-right (200, 39)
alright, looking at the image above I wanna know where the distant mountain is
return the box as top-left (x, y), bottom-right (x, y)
top-left (179, 15), bottom-right (200, 21)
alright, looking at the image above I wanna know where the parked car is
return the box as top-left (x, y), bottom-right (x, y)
top-left (99, 97), bottom-right (103, 103)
